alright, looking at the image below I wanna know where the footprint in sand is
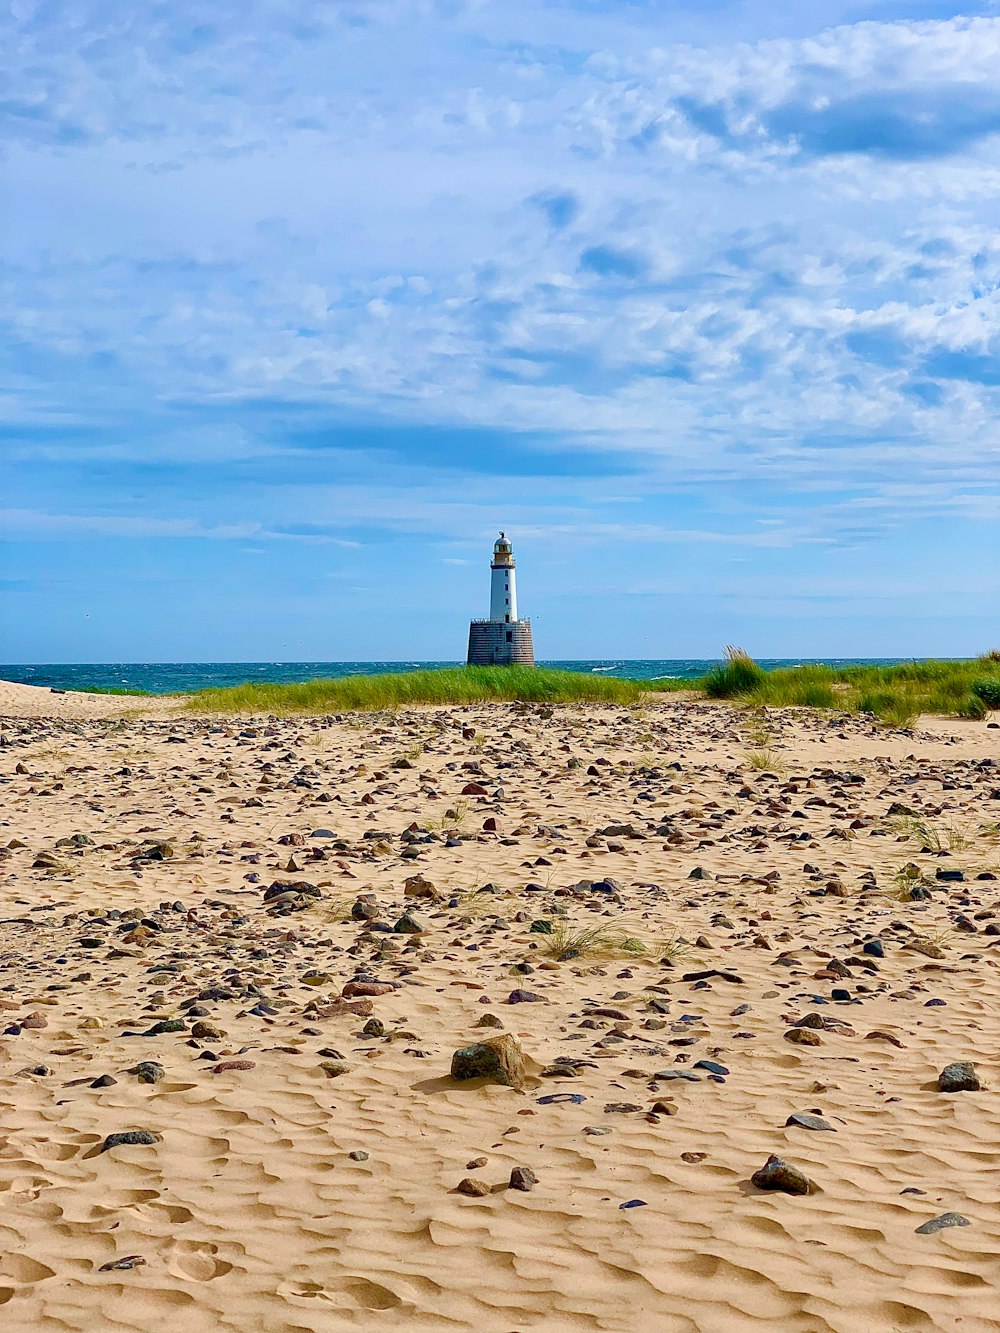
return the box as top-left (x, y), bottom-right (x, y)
top-left (148, 1200), bottom-right (196, 1225)
top-left (333, 1278), bottom-right (404, 1310)
top-left (166, 1240), bottom-right (232, 1282)
top-left (281, 1276), bottom-right (403, 1310)
top-left (33, 1139), bottom-right (80, 1162)
top-left (2, 1254), bottom-right (56, 1284)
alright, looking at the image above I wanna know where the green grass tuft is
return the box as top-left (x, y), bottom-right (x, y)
top-left (702, 646), bottom-right (767, 698)
top-left (856, 690), bottom-right (919, 729)
top-left (955, 692), bottom-right (988, 720)
top-left (970, 677), bottom-right (1000, 709)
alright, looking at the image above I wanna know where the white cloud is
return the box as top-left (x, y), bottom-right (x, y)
top-left (3, 1), bottom-right (1000, 543)
top-left (0, 508), bottom-right (261, 539)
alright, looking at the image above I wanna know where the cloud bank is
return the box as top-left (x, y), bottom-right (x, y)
top-left (2, 1), bottom-right (998, 658)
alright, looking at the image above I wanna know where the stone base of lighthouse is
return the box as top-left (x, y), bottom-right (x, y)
top-left (467, 619), bottom-right (535, 666)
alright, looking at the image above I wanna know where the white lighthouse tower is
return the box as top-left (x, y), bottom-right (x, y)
top-left (490, 531), bottom-right (518, 622)
top-left (467, 532), bottom-right (535, 666)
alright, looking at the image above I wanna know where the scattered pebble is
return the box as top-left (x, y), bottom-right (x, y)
top-left (99, 1255), bottom-right (147, 1272)
top-left (456, 1177), bottom-right (491, 1198)
top-left (938, 1062), bottom-right (981, 1093)
top-left (785, 1113), bottom-right (836, 1132)
top-left (100, 1130), bottom-right (162, 1153)
top-left (915, 1213), bottom-right (971, 1235)
top-left (508, 1166), bottom-right (538, 1192)
top-left (451, 1034), bottom-right (525, 1089)
top-left (751, 1155), bottom-right (815, 1196)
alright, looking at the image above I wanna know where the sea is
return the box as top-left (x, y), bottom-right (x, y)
top-left (1, 660), bottom-right (916, 695)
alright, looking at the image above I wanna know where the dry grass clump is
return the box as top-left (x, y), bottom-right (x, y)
top-left (25, 743), bottom-right (74, 766)
top-left (905, 925), bottom-right (954, 958)
top-left (536, 922), bottom-right (647, 962)
top-left (746, 746), bottom-right (786, 773)
top-left (451, 885), bottom-right (510, 919)
top-left (738, 706), bottom-right (787, 773)
top-left (885, 862), bottom-right (934, 901)
top-left (428, 800), bottom-right (470, 835)
top-left (658, 928), bottom-right (695, 962)
top-left (892, 815), bottom-right (980, 853)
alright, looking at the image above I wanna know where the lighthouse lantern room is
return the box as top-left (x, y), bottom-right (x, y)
top-left (467, 532), bottom-right (535, 666)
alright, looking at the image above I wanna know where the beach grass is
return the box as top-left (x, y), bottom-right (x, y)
top-left (703, 646), bottom-right (767, 698)
top-left (745, 746), bottom-right (786, 773)
top-left (534, 921), bottom-right (648, 962)
top-left (164, 650), bottom-right (1000, 723)
top-left (692, 648), bottom-right (999, 726)
top-left (185, 665), bottom-right (651, 714)
top-left (66, 685), bottom-right (153, 696)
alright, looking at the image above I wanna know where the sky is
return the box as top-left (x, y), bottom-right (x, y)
top-left (2, 0), bottom-right (999, 663)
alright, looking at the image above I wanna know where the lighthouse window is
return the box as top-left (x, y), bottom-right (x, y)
top-left (506, 630), bottom-right (513, 642)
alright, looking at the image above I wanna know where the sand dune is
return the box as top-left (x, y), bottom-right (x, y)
top-left (0, 680), bottom-right (180, 721)
top-left (0, 693), bottom-right (997, 1331)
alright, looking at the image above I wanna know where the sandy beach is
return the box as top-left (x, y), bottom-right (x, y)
top-left (1, 680), bottom-right (998, 1332)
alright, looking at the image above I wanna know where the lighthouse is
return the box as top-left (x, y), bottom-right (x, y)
top-left (466, 532), bottom-right (535, 666)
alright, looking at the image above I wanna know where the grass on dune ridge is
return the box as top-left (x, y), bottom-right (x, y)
top-left (185, 665), bottom-right (650, 713)
top-left (74, 685), bottom-right (153, 696)
top-left (700, 647), bottom-right (1000, 726)
top-left (182, 651), bottom-right (1000, 723)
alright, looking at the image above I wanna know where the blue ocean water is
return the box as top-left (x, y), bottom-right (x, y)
top-left (1, 659), bottom-right (919, 695)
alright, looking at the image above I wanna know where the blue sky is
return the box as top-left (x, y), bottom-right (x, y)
top-left (2, 0), bottom-right (999, 662)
